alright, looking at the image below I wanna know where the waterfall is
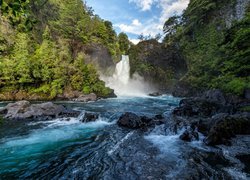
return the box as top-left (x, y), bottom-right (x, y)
top-left (102, 55), bottom-right (153, 97)
top-left (113, 55), bottom-right (130, 85)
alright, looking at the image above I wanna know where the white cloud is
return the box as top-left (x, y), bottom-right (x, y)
top-left (129, 0), bottom-right (157, 11)
top-left (132, 19), bottom-right (142, 26)
top-left (158, 0), bottom-right (189, 25)
top-left (119, 0), bottom-right (189, 38)
top-left (115, 18), bottom-right (162, 37)
top-left (129, 38), bottom-right (140, 44)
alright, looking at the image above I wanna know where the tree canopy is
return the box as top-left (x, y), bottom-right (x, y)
top-left (0, 0), bottom-right (130, 99)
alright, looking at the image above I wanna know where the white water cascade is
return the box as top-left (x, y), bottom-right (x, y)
top-left (102, 55), bottom-right (153, 97)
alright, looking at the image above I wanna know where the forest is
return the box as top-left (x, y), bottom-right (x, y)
top-left (163, 0), bottom-right (250, 96)
top-left (128, 0), bottom-right (250, 97)
top-left (0, 0), bottom-right (130, 99)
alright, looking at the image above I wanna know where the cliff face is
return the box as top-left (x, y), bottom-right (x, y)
top-left (129, 0), bottom-right (250, 96)
top-left (172, 0), bottom-right (250, 97)
top-left (224, 0), bottom-right (250, 28)
top-left (129, 39), bottom-right (187, 92)
top-left (83, 43), bottom-right (116, 75)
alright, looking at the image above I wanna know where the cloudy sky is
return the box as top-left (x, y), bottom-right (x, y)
top-left (85, 0), bottom-right (189, 44)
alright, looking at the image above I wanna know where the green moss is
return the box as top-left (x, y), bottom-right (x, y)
top-left (239, 106), bottom-right (250, 112)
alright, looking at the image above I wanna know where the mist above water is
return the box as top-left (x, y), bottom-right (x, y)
top-left (102, 55), bottom-right (153, 97)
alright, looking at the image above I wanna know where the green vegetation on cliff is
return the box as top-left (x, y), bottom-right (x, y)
top-left (163, 0), bottom-right (250, 96)
top-left (0, 0), bottom-right (127, 99)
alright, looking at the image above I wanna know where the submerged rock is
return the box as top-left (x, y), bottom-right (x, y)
top-left (0, 101), bottom-right (79, 120)
top-left (117, 112), bottom-right (165, 129)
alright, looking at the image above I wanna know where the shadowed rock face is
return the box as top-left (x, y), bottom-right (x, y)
top-left (172, 89), bottom-right (250, 145)
top-left (83, 43), bottom-right (116, 74)
top-left (129, 39), bottom-right (187, 92)
top-left (0, 101), bottom-right (80, 120)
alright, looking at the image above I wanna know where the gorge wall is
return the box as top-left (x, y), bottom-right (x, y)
top-left (129, 39), bottom-right (187, 93)
top-left (129, 0), bottom-right (250, 97)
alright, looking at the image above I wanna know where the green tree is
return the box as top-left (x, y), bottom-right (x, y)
top-left (118, 32), bottom-right (130, 54)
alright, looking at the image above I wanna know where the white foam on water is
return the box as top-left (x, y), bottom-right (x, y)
top-left (108, 131), bottom-right (135, 155)
top-left (1, 114), bottom-right (113, 151)
top-left (145, 134), bottom-right (181, 157)
top-left (101, 55), bottom-right (154, 97)
top-left (224, 167), bottom-right (248, 180)
top-left (144, 129), bottom-right (188, 178)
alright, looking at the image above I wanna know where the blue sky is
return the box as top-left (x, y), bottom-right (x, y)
top-left (85, 0), bottom-right (189, 44)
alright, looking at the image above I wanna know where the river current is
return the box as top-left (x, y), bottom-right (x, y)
top-left (0, 96), bottom-right (249, 179)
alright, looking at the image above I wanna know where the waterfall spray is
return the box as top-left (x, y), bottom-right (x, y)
top-left (101, 55), bottom-right (153, 96)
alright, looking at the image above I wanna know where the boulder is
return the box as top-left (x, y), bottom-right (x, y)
top-left (149, 92), bottom-right (162, 97)
top-left (118, 112), bottom-right (142, 129)
top-left (180, 129), bottom-right (199, 142)
top-left (117, 112), bottom-right (165, 129)
top-left (1, 101), bottom-right (79, 120)
top-left (173, 97), bottom-right (234, 118)
top-left (73, 93), bottom-right (97, 102)
top-left (80, 112), bottom-right (99, 123)
top-left (204, 113), bottom-right (250, 146)
top-left (201, 89), bottom-right (226, 105)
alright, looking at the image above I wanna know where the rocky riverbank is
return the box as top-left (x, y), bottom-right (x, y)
top-left (116, 89), bottom-right (250, 147)
top-left (1, 89), bottom-right (249, 147)
top-left (171, 89), bottom-right (250, 146)
top-left (0, 88), bottom-right (116, 102)
top-left (0, 101), bottom-right (80, 120)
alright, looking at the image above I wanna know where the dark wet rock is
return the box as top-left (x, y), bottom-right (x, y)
top-left (201, 89), bottom-right (226, 105)
top-left (80, 112), bottom-right (99, 123)
top-left (244, 88), bottom-right (250, 100)
top-left (173, 98), bottom-right (232, 118)
top-left (73, 93), bottom-right (97, 102)
top-left (0, 107), bottom-right (8, 115)
top-left (118, 112), bottom-right (142, 129)
top-left (172, 89), bottom-right (250, 145)
top-left (204, 113), bottom-right (250, 146)
top-left (172, 81), bottom-right (198, 97)
top-left (149, 92), bottom-right (162, 97)
top-left (1, 101), bottom-right (79, 120)
top-left (117, 112), bottom-right (165, 129)
top-left (236, 154), bottom-right (250, 173)
top-left (155, 114), bottom-right (164, 119)
top-left (180, 129), bottom-right (199, 142)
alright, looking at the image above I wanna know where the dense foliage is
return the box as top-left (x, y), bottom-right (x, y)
top-left (0, 0), bottom-right (126, 99)
top-left (163, 0), bottom-right (250, 96)
top-left (129, 39), bottom-right (187, 91)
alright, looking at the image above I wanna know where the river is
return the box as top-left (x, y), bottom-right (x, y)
top-left (0, 96), bottom-right (249, 179)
